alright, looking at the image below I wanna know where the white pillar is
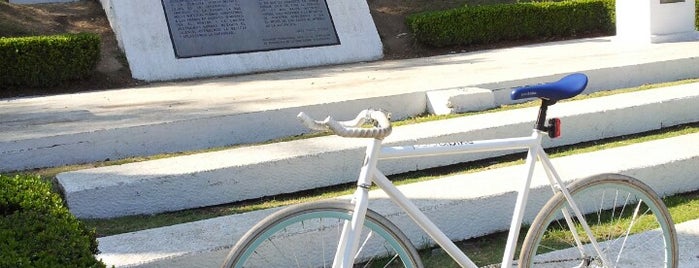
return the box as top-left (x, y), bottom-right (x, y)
top-left (616, 0), bottom-right (698, 43)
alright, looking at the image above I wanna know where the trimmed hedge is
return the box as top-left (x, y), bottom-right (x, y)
top-left (0, 33), bottom-right (100, 88)
top-left (407, 0), bottom-right (615, 47)
top-left (0, 174), bottom-right (105, 268)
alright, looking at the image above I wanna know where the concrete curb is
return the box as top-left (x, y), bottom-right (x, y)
top-left (0, 91), bottom-right (426, 173)
top-left (426, 87), bottom-right (495, 115)
top-left (96, 133), bottom-right (699, 267)
top-left (58, 84), bottom-right (699, 218)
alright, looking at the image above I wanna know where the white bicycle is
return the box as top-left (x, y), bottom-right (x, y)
top-left (222, 73), bottom-right (678, 267)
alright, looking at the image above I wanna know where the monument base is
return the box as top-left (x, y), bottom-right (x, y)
top-left (99, 0), bottom-right (383, 81)
top-left (650, 31), bottom-right (699, 43)
top-left (615, 31), bottom-right (699, 43)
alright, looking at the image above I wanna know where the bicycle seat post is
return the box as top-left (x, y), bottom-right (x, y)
top-left (535, 99), bottom-right (555, 132)
top-left (534, 99), bottom-right (563, 139)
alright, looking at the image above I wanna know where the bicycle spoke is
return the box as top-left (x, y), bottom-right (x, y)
top-left (519, 174), bottom-right (677, 268)
top-left (355, 230), bottom-right (375, 260)
top-left (223, 201), bottom-right (421, 268)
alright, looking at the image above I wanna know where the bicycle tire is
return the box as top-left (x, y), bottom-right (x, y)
top-left (519, 173), bottom-right (678, 267)
top-left (222, 200), bottom-right (423, 268)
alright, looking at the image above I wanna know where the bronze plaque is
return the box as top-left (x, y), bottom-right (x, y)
top-left (161, 0), bottom-right (340, 58)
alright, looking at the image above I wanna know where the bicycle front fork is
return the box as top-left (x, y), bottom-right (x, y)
top-left (333, 138), bottom-right (383, 267)
top-left (333, 186), bottom-right (370, 267)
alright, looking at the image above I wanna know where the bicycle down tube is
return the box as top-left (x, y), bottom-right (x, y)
top-left (325, 126), bottom-right (614, 266)
top-left (362, 130), bottom-right (542, 267)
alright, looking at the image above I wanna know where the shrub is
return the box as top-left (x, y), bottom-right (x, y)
top-left (0, 174), bottom-right (105, 268)
top-left (0, 33), bottom-right (100, 88)
top-left (407, 0), bottom-right (615, 47)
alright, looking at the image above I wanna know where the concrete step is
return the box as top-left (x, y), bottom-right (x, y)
top-left (96, 133), bottom-right (699, 267)
top-left (2, 37), bottom-right (699, 172)
top-left (58, 84), bottom-right (699, 218)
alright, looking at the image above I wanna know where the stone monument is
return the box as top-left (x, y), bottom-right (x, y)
top-left (99, 0), bottom-right (382, 81)
top-left (616, 0), bottom-right (698, 43)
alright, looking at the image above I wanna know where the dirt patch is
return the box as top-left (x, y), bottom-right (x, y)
top-left (0, 0), bottom-right (142, 98)
top-left (0, 0), bottom-right (562, 98)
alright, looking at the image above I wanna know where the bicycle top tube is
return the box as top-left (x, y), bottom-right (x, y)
top-left (510, 73), bottom-right (587, 101)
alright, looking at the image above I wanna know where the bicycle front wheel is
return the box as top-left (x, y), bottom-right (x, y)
top-left (222, 200), bottom-right (423, 268)
top-left (519, 173), bottom-right (677, 267)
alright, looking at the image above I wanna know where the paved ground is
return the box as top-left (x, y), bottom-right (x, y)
top-left (676, 219), bottom-right (699, 267)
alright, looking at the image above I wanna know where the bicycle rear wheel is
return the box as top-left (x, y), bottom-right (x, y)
top-left (519, 173), bottom-right (677, 267)
top-left (222, 200), bottom-right (423, 268)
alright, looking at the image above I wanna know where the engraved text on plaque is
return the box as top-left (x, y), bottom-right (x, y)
top-left (161, 0), bottom-right (340, 58)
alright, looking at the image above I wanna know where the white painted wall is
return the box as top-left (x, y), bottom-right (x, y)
top-left (98, 0), bottom-right (382, 81)
top-left (616, 0), bottom-right (698, 42)
top-left (650, 0), bottom-right (696, 35)
top-left (616, 0), bottom-right (652, 40)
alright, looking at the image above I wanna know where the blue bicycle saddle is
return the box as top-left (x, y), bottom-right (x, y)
top-left (510, 73), bottom-right (588, 101)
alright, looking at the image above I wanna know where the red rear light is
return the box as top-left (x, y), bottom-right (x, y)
top-left (548, 118), bottom-right (561, 138)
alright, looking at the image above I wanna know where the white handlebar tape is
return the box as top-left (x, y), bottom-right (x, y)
top-left (297, 110), bottom-right (392, 139)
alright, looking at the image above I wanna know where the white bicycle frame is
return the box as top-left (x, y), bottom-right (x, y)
top-left (334, 128), bottom-right (611, 268)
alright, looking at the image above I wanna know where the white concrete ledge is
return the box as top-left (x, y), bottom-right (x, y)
top-left (649, 31), bottom-right (699, 43)
top-left (58, 85), bottom-right (699, 218)
top-left (3, 38), bottom-right (699, 172)
top-left (0, 92), bottom-right (425, 173)
top-left (96, 133), bottom-right (699, 267)
top-left (426, 87), bottom-right (495, 115)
